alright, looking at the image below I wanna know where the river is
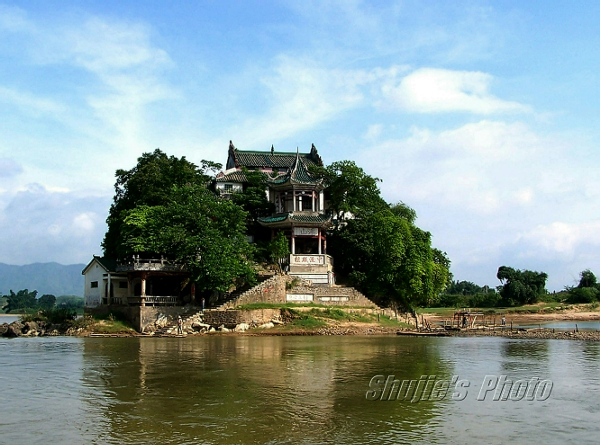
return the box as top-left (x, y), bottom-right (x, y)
top-left (0, 335), bottom-right (598, 444)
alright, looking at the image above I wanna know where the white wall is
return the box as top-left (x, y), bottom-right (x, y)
top-left (83, 261), bottom-right (105, 308)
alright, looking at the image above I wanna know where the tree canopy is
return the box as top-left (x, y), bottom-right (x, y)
top-left (320, 161), bottom-right (451, 313)
top-left (103, 149), bottom-right (221, 259)
top-left (311, 160), bottom-right (388, 220)
top-left (496, 266), bottom-right (548, 306)
top-left (2, 289), bottom-right (38, 313)
top-left (119, 184), bottom-right (256, 293)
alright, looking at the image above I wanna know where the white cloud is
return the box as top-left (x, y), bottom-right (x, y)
top-left (0, 86), bottom-right (64, 115)
top-left (519, 221), bottom-right (600, 257)
top-left (0, 184), bottom-right (110, 264)
top-left (237, 56), bottom-right (370, 146)
top-left (0, 4), bottom-right (32, 32)
top-left (357, 119), bottom-right (600, 290)
top-left (381, 68), bottom-right (530, 114)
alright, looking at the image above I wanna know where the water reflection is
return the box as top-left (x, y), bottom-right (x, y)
top-left (82, 336), bottom-right (452, 444)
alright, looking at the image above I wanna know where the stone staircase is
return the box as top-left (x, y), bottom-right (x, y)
top-left (216, 274), bottom-right (283, 310)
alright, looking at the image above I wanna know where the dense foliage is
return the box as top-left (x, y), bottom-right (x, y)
top-left (496, 266), bottom-right (548, 306)
top-left (2, 289), bottom-right (38, 313)
top-left (119, 184), bottom-right (256, 293)
top-left (313, 161), bottom-right (451, 313)
top-left (104, 150), bottom-right (256, 293)
top-left (0, 290), bottom-right (71, 313)
top-left (565, 269), bottom-right (600, 303)
top-left (103, 149), bottom-right (221, 259)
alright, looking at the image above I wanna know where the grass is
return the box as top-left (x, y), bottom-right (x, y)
top-left (419, 301), bottom-right (591, 317)
top-left (271, 307), bottom-right (412, 332)
top-left (235, 302), bottom-right (374, 310)
top-left (91, 319), bottom-right (137, 334)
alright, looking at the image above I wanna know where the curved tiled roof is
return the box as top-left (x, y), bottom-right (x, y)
top-left (267, 154), bottom-right (323, 187)
top-left (258, 212), bottom-right (332, 227)
top-left (215, 170), bottom-right (248, 183)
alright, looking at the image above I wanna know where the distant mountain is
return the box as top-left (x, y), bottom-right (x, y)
top-left (0, 262), bottom-right (86, 297)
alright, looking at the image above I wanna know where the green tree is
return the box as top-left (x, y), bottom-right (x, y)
top-left (230, 168), bottom-right (275, 240)
top-left (56, 295), bottom-right (85, 310)
top-left (330, 207), bottom-right (450, 315)
top-left (577, 269), bottom-right (597, 288)
top-left (565, 269), bottom-right (600, 303)
top-left (311, 160), bottom-right (388, 221)
top-left (103, 149), bottom-right (221, 260)
top-left (37, 294), bottom-right (56, 310)
top-left (496, 266), bottom-right (548, 306)
top-left (3, 289), bottom-right (38, 313)
top-left (268, 231), bottom-right (290, 273)
top-left (120, 184), bottom-right (256, 293)
top-left (317, 161), bottom-right (451, 314)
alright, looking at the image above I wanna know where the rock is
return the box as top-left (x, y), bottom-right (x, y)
top-left (234, 323), bottom-right (250, 332)
top-left (155, 315), bottom-right (169, 328)
top-left (5, 321), bottom-right (24, 337)
top-left (258, 322), bottom-right (275, 329)
top-left (218, 325), bottom-right (230, 332)
top-left (192, 322), bottom-right (211, 331)
top-left (209, 327), bottom-right (216, 332)
top-left (0, 324), bottom-right (8, 336)
top-left (271, 319), bottom-right (283, 325)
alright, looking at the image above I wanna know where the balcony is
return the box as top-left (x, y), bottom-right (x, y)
top-left (116, 256), bottom-right (186, 273)
top-left (126, 296), bottom-right (179, 306)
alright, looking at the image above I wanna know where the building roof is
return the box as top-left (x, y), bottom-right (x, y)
top-left (226, 140), bottom-right (324, 170)
top-left (215, 170), bottom-right (249, 183)
top-left (258, 212), bottom-right (332, 228)
top-left (82, 255), bottom-right (117, 275)
top-left (267, 153), bottom-right (323, 188)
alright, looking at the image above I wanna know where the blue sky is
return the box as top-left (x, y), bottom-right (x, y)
top-left (1, 1), bottom-right (600, 291)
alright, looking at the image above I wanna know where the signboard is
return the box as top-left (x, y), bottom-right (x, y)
top-left (293, 227), bottom-right (319, 236)
top-left (287, 293), bottom-right (314, 301)
top-left (292, 255), bottom-right (324, 264)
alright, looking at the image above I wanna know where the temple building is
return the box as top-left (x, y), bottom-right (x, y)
top-left (215, 141), bottom-right (334, 284)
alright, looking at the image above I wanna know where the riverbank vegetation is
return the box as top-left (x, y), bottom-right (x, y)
top-left (1, 289), bottom-right (84, 314)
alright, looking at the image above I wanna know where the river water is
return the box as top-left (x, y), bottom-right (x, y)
top-left (1, 335), bottom-right (598, 444)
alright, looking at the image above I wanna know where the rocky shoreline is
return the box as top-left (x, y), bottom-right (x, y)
top-left (0, 320), bottom-right (84, 337)
top-left (3, 316), bottom-right (600, 340)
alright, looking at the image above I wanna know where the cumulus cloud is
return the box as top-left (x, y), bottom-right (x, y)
top-left (0, 184), bottom-right (110, 264)
top-left (356, 119), bottom-right (600, 290)
top-left (519, 221), bottom-right (600, 257)
top-left (380, 68), bottom-right (530, 114)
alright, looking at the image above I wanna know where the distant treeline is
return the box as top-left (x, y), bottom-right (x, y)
top-left (434, 267), bottom-right (599, 308)
top-left (1, 289), bottom-right (84, 314)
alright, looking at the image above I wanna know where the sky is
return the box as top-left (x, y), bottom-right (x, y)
top-left (1, 1), bottom-right (600, 291)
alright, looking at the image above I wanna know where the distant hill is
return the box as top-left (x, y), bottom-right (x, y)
top-left (0, 262), bottom-right (86, 297)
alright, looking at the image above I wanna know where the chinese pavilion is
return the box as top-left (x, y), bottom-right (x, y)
top-left (215, 141), bottom-right (334, 284)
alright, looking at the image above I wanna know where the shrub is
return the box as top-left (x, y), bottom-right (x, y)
top-left (566, 287), bottom-right (599, 304)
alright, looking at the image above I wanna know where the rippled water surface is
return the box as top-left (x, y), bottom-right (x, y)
top-left (1, 335), bottom-right (599, 444)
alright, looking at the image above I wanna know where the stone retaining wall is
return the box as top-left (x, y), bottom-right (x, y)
top-left (220, 274), bottom-right (378, 309)
top-left (203, 309), bottom-right (281, 328)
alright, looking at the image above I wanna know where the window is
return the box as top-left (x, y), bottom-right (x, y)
top-left (90, 281), bottom-right (99, 288)
top-left (119, 281), bottom-right (128, 289)
top-left (224, 183), bottom-right (233, 192)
